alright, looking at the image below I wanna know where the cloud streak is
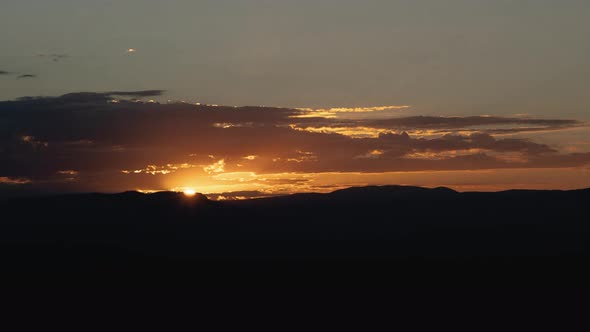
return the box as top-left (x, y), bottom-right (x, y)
top-left (0, 177), bottom-right (32, 185)
top-left (37, 53), bottom-right (69, 62)
top-left (16, 74), bottom-right (36, 79)
top-left (0, 91), bottom-right (588, 195)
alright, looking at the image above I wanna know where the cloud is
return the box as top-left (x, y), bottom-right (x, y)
top-left (204, 160), bottom-right (226, 174)
top-left (368, 116), bottom-right (577, 129)
top-left (0, 91), bottom-right (588, 195)
top-left (122, 163), bottom-right (196, 175)
top-left (57, 170), bottom-right (78, 175)
top-left (0, 177), bottom-right (32, 185)
top-left (106, 90), bottom-right (165, 98)
top-left (17, 74), bottom-right (36, 79)
top-left (293, 116), bottom-right (582, 138)
top-left (9, 90), bottom-right (165, 105)
top-left (294, 105), bottom-right (411, 119)
top-left (205, 191), bottom-right (278, 201)
top-left (37, 53), bottom-right (69, 62)
top-left (355, 150), bottom-right (385, 159)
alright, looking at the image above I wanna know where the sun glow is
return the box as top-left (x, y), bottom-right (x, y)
top-left (183, 188), bottom-right (197, 197)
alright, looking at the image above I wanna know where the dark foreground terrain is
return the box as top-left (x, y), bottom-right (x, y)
top-left (1, 185), bottom-right (589, 288)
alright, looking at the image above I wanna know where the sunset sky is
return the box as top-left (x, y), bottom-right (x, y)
top-left (1, 1), bottom-right (590, 197)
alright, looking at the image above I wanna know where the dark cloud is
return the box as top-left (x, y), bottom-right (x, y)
top-left (294, 115), bottom-right (581, 136)
top-left (368, 116), bottom-right (578, 129)
top-left (0, 91), bottom-right (588, 194)
top-left (7, 90), bottom-right (165, 106)
top-left (106, 90), bottom-right (166, 98)
top-left (16, 74), bottom-right (36, 79)
top-left (37, 53), bottom-right (69, 62)
top-left (411, 132), bottom-right (556, 154)
top-left (51, 54), bottom-right (68, 62)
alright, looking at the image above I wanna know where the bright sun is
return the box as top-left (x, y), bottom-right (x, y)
top-left (183, 189), bottom-right (197, 197)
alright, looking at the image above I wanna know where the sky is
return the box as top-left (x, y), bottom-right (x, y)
top-left (1, 1), bottom-right (590, 197)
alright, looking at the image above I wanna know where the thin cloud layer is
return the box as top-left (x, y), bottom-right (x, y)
top-left (37, 53), bottom-right (69, 62)
top-left (292, 115), bottom-right (581, 138)
top-left (0, 91), bottom-right (588, 195)
top-left (107, 90), bottom-right (165, 98)
top-left (16, 74), bottom-right (36, 79)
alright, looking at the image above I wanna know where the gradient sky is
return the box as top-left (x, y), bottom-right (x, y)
top-left (1, 1), bottom-right (590, 197)
top-left (2, 0), bottom-right (590, 118)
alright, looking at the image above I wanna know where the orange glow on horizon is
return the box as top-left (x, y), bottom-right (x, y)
top-left (156, 167), bottom-right (590, 197)
top-left (183, 188), bottom-right (197, 197)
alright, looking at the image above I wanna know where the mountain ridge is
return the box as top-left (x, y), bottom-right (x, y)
top-left (4, 184), bottom-right (588, 203)
top-left (1, 184), bottom-right (590, 287)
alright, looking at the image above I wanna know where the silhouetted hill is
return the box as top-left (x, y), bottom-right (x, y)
top-left (1, 185), bottom-right (590, 288)
top-left (331, 185), bottom-right (458, 196)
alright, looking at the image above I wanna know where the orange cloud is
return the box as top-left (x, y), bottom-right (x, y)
top-left (203, 159), bottom-right (225, 174)
top-left (0, 177), bottom-right (31, 185)
top-left (1, 92), bottom-right (588, 196)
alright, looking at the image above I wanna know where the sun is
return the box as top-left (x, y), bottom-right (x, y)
top-left (183, 188), bottom-right (197, 197)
